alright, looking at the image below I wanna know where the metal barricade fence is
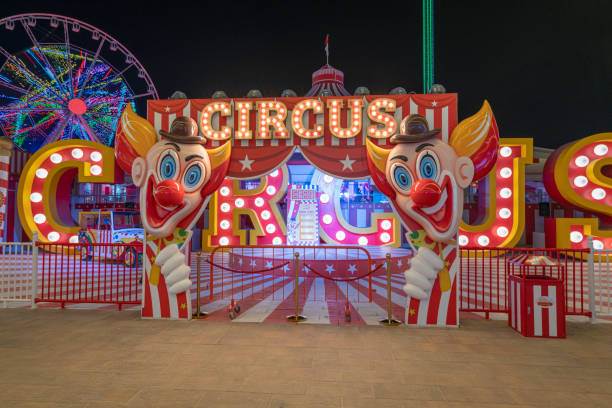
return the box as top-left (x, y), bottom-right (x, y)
top-left (460, 247), bottom-right (591, 318)
top-left (193, 245), bottom-right (381, 321)
top-left (587, 237), bottom-right (612, 320)
top-left (36, 242), bottom-right (141, 309)
top-left (0, 232), bottom-right (37, 307)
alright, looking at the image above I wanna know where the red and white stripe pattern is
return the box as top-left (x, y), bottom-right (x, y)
top-left (142, 237), bottom-right (191, 320)
top-left (509, 275), bottom-right (566, 338)
top-left (404, 243), bottom-right (458, 326)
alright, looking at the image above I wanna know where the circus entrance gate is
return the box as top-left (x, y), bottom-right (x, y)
top-left (192, 245), bottom-right (412, 324)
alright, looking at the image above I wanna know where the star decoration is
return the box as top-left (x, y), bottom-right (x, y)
top-left (180, 303), bottom-right (186, 309)
top-left (265, 261), bottom-right (273, 268)
top-left (238, 258), bottom-right (243, 265)
top-left (339, 154), bottom-right (356, 171)
top-left (325, 264), bottom-right (335, 274)
top-left (164, 106), bottom-right (170, 112)
top-left (347, 264), bottom-right (357, 274)
top-left (282, 264), bottom-right (290, 272)
top-left (397, 260), bottom-right (403, 267)
top-left (409, 309), bottom-right (416, 316)
top-left (432, 101), bottom-right (437, 107)
top-left (239, 155), bottom-right (254, 171)
top-left (250, 260), bottom-right (257, 267)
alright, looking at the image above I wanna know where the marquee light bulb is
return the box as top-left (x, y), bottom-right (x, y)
top-left (570, 231), bottom-right (583, 243)
top-left (380, 232), bottom-right (391, 243)
top-left (477, 235), bottom-right (490, 246)
top-left (594, 144), bottom-right (608, 156)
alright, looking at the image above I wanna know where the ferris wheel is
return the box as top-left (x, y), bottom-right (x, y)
top-left (0, 13), bottom-right (158, 153)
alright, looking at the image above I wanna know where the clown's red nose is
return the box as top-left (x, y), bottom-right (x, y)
top-left (154, 179), bottom-right (184, 208)
top-left (410, 179), bottom-right (442, 207)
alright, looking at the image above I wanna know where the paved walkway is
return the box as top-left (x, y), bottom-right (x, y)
top-left (1, 309), bottom-right (612, 407)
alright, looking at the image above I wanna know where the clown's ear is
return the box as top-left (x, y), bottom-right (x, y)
top-left (449, 100), bottom-right (499, 182)
top-left (365, 139), bottom-right (396, 199)
top-left (201, 141), bottom-right (231, 198)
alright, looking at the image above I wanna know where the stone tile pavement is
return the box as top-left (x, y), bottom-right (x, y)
top-left (1, 308), bottom-right (612, 407)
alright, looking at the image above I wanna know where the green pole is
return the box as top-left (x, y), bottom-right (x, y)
top-left (423, 0), bottom-right (434, 93)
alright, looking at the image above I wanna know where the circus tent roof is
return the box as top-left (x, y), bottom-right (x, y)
top-left (305, 64), bottom-right (351, 96)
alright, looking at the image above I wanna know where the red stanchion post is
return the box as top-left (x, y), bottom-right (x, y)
top-left (286, 251), bottom-right (306, 322)
top-left (380, 253), bottom-right (401, 326)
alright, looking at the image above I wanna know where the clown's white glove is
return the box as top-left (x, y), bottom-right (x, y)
top-left (403, 247), bottom-right (445, 300)
top-left (155, 244), bottom-right (192, 294)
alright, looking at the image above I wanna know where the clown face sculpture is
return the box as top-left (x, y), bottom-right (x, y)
top-left (115, 107), bottom-right (230, 319)
top-left (367, 102), bottom-right (498, 324)
top-left (382, 118), bottom-right (475, 242)
top-left (131, 118), bottom-right (215, 238)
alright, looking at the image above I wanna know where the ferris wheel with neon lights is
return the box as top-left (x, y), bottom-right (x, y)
top-left (0, 13), bottom-right (158, 153)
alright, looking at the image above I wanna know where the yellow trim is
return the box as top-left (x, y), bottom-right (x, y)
top-left (553, 218), bottom-right (612, 261)
top-left (587, 157), bottom-right (612, 188)
top-left (207, 141), bottom-right (231, 170)
top-left (552, 132), bottom-right (612, 217)
top-left (459, 138), bottom-right (533, 250)
top-left (365, 138), bottom-right (391, 173)
top-left (232, 208), bottom-right (264, 244)
top-left (17, 140), bottom-right (115, 243)
top-left (200, 193), bottom-right (219, 252)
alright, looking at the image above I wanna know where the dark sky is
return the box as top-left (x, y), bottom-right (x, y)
top-left (3, 0), bottom-right (611, 149)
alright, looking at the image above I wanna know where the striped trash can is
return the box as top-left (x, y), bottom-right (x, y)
top-left (507, 255), bottom-right (566, 338)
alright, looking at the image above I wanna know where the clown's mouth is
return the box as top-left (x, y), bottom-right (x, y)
top-left (145, 176), bottom-right (186, 229)
top-left (412, 175), bottom-right (454, 233)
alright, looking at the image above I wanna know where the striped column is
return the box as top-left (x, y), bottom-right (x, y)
top-left (0, 138), bottom-right (13, 242)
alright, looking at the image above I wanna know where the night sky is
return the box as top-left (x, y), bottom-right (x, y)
top-left (2, 0), bottom-right (611, 149)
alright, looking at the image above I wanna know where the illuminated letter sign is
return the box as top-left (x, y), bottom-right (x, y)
top-left (544, 132), bottom-right (612, 251)
top-left (202, 167), bottom-right (289, 249)
top-left (459, 139), bottom-right (533, 249)
top-left (18, 140), bottom-right (116, 244)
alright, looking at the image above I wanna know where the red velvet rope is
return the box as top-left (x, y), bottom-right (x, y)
top-left (303, 262), bottom-right (385, 282)
top-left (204, 259), bottom-right (290, 274)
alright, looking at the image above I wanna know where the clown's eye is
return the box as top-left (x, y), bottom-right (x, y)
top-left (417, 151), bottom-right (439, 180)
top-left (392, 165), bottom-right (413, 192)
top-left (183, 162), bottom-right (206, 192)
top-left (158, 151), bottom-right (178, 180)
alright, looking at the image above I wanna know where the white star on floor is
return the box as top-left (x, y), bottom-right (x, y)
top-left (240, 155), bottom-right (254, 171)
top-left (347, 264), bottom-right (357, 274)
top-left (164, 106), bottom-right (170, 112)
top-left (432, 100), bottom-right (437, 107)
top-left (339, 154), bottom-right (356, 171)
top-left (325, 264), bottom-right (335, 274)
top-left (249, 260), bottom-right (257, 267)
top-left (265, 261), bottom-right (273, 268)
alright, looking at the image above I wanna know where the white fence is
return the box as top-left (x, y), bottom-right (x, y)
top-left (0, 233), bottom-right (38, 307)
top-left (588, 237), bottom-right (612, 321)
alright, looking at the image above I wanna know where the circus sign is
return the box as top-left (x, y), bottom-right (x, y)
top-left (147, 94), bottom-right (457, 180)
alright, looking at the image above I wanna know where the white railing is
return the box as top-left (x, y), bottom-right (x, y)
top-left (587, 237), bottom-right (612, 321)
top-left (0, 232), bottom-right (38, 308)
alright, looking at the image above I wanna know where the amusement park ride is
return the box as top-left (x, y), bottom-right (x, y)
top-left (0, 10), bottom-right (610, 326)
